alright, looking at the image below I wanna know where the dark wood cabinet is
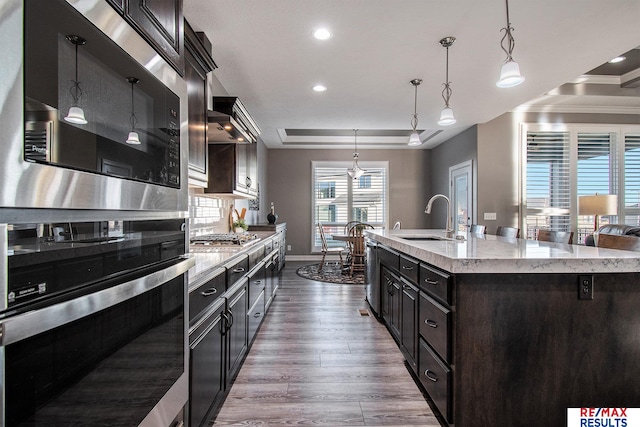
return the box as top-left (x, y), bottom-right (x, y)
top-left (381, 267), bottom-right (401, 341)
top-left (400, 278), bottom-right (418, 371)
top-left (225, 280), bottom-right (248, 383)
top-left (189, 298), bottom-right (225, 427)
top-left (124, 0), bottom-right (184, 75)
top-left (206, 143), bottom-right (258, 197)
top-left (185, 21), bottom-right (216, 185)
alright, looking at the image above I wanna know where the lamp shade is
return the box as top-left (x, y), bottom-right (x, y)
top-left (347, 166), bottom-right (364, 179)
top-left (496, 60), bottom-right (525, 88)
top-left (408, 131), bottom-right (421, 146)
top-left (126, 131), bottom-right (141, 145)
top-left (437, 107), bottom-right (456, 126)
top-left (578, 194), bottom-right (617, 216)
top-left (64, 106), bottom-right (88, 124)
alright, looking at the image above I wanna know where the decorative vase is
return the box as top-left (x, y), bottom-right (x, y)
top-left (235, 227), bottom-right (245, 234)
top-left (267, 203), bottom-right (277, 224)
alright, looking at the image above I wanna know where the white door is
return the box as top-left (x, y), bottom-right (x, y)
top-left (450, 160), bottom-right (474, 232)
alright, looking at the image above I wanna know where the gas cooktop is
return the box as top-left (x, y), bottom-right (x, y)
top-left (190, 233), bottom-right (260, 247)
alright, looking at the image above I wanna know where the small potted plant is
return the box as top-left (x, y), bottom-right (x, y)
top-left (233, 218), bottom-right (248, 233)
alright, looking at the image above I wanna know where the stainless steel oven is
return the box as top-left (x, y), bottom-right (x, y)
top-left (0, 218), bottom-right (194, 426)
top-left (0, 0), bottom-right (188, 212)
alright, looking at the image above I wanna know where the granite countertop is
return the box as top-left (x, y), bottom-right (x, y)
top-left (188, 231), bottom-right (276, 287)
top-left (367, 229), bottom-right (640, 274)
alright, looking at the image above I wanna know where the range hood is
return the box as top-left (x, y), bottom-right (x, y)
top-left (208, 97), bottom-right (260, 143)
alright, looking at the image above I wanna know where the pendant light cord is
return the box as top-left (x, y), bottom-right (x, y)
top-left (129, 78), bottom-right (139, 130)
top-left (500, 0), bottom-right (516, 62)
top-left (69, 41), bottom-right (83, 104)
top-left (411, 80), bottom-right (420, 131)
top-left (441, 45), bottom-right (452, 108)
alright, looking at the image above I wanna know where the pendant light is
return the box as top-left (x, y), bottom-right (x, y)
top-left (126, 77), bottom-right (141, 145)
top-left (347, 129), bottom-right (364, 179)
top-left (496, 0), bottom-right (525, 88)
top-left (408, 79), bottom-right (422, 146)
top-left (63, 35), bottom-right (88, 125)
top-left (437, 37), bottom-right (457, 126)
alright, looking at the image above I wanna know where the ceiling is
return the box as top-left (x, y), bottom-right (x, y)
top-left (183, 0), bottom-right (640, 150)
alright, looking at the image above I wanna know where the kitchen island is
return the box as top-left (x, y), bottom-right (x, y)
top-left (366, 229), bottom-right (640, 427)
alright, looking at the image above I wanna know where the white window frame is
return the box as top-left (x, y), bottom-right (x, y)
top-left (520, 123), bottom-right (640, 242)
top-left (311, 160), bottom-right (389, 252)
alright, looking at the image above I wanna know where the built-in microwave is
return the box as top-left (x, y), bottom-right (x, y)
top-left (0, 0), bottom-right (188, 212)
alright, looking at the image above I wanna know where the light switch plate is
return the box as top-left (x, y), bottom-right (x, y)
top-left (484, 212), bottom-right (497, 220)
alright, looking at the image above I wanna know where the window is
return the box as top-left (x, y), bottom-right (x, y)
top-left (522, 125), bottom-right (640, 243)
top-left (312, 161), bottom-right (388, 252)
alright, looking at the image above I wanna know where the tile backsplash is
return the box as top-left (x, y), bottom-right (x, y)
top-left (188, 189), bottom-right (260, 238)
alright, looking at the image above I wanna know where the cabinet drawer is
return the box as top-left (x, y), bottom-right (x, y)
top-left (225, 255), bottom-right (249, 288)
top-left (379, 245), bottom-right (399, 272)
top-left (419, 338), bottom-right (452, 423)
top-left (189, 268), bottom-right (225, 323)
top-left (399, 255), bottom-right (419, 284)
top-left (419, 292), bottom-right (451, 363)
top-left (264, 239), bottom-right (274, 254)
top-left (247, 245), bottom-right (265, 270)
top-left (248, 266), bottom-right (266, 309)
top-left (419, 263), bottom-right (451, 305)
top-left (248, 290), bottom-right (265, 344)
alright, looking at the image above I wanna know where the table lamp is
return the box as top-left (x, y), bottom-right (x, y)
top-left (578, 194), bottom-right (618, 231)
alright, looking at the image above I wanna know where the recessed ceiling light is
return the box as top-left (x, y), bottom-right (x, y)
top-left (313, 28), bottom-right (332, 40)
top-left (609, 56), bottom-right (626, 64)
top-left (313, 84), bottom-right (327, 92)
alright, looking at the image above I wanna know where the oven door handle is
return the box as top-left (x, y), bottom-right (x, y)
top-left (0, 255), bottom-right (195, 346)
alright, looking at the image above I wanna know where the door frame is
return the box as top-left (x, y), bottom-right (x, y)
top-left (449, 160), bottom-right (475, 231)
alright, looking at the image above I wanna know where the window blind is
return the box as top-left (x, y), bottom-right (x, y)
top-left (525, 131), bottom-right (571, 239)
top-left (624, 134), bottom-right (640, 226)
top-left (312, 164), bottom-right (387, 252)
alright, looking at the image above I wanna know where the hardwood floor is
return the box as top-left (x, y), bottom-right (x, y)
top-left (211, 262), bottom-right (441, 426)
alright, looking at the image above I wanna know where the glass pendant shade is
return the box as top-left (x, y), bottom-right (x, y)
top-left (437, 107), bottom-right (456, 126)
top-left (126, 131), bottom-right (141, 145)
top-left (496, 61), bottom-right (525, 88)
top-left (64, 106), bottom-right (88, 124)
top-left (408, 131), bottom-right (422, 146)
top-left (347, 165), bottom-right (364, 179)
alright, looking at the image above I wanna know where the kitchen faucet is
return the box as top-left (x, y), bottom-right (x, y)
top-left (425, 194), bottom-right (454, 237)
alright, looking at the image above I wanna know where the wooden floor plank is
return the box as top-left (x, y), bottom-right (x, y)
top-left (210, 261), bottom-right (439, 426)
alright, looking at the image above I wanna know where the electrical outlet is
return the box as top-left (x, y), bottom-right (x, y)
top-left (578, 275), bottom-right (594, 300)
top-left (484, 212), bottom-right (497, 221)
top-left (287, 245), bottom-right (291, 251)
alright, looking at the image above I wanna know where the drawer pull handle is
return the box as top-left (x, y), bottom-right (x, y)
top-left (254, 280), bottom-right (262, 284)
top-left (201, 287), bottom-right (217, 297)
top-left (403, 284), bottom-right (411, 290)
top-left (424, 278), bottom-right (438, 285)
top-left (425, 319), bottom-right (438, 328)
top-left (253, 312), bottom-right (262, 318)
top-left (425, 370), bottom-right (438, 382)
top-left (233, 267), bottom-right (245, 273)
top-left (402, 265), bottom-right (414, 270)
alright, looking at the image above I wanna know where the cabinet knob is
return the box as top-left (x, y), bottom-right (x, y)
top-left (425, 369), bottom-right (438, 382)
top-left (425, 319), bottom-right (438, 328)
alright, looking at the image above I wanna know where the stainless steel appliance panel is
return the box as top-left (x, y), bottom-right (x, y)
top-left (0, 0), bottom-right (188, 212)
top-left (365, 238), bottom-right (380, 316)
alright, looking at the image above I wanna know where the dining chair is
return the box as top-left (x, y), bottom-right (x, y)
top-left (348, 224), bottom-right (367, 276)
top-left (536, 229), bottom-right (573, 244)
top-left (317, 223), bottom-right (345, 270)
top-left (596, 233), bottom-right (640, 252)
top-left (469, 224), bottom-right (486, 234)
top-left (495, 226), bottom-right (520, 238)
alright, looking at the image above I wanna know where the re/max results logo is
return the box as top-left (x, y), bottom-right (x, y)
top-left (567, 408), bottom-right (640, 427)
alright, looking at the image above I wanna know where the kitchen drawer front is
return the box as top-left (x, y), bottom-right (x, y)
top-left (378, 245), bottom-right (399, 272)
top-left (189, 268), bottom-right (226, 324)
top-left (247, 245), bottom-right (265, 270)
top-left (226, 255), bottom-right (249, 288)
top-left (248, 290), bottom-right (265, 344)
top-left (419, 338), bottom-right (452, 423)
top-left (419, 263), bottom-right (451, 305)
top-left (399, 255), bottom-right (419, 284)
top-left (264, 238), bottom-right (274, 254)
top-left (248, 266), bottom-right (266, 309)
top-left (419, 292), bottom-right (451, 363)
